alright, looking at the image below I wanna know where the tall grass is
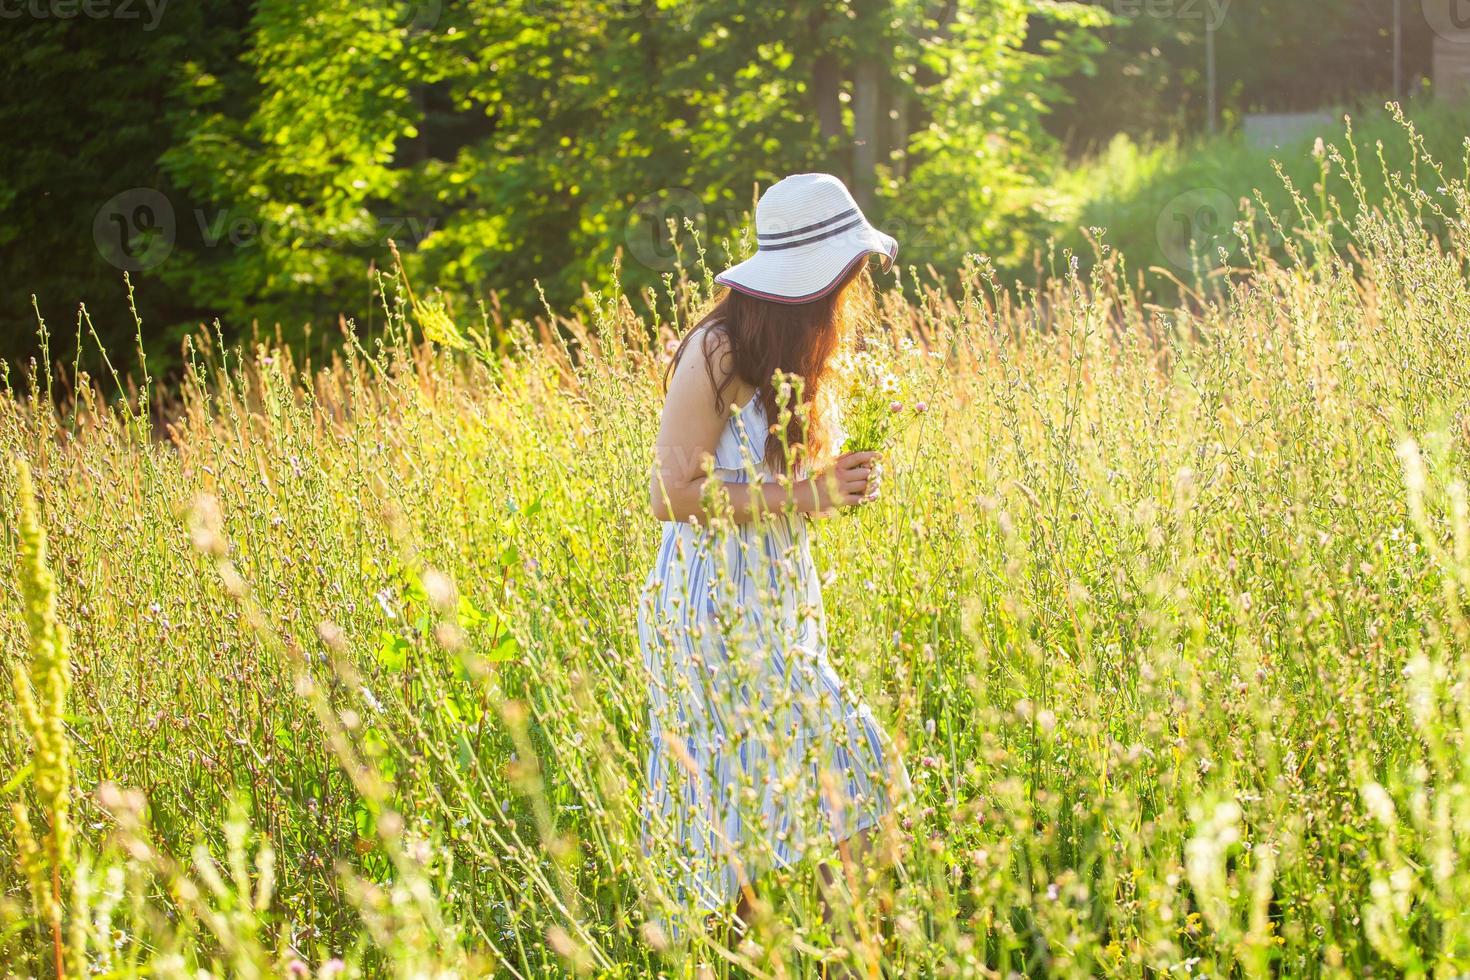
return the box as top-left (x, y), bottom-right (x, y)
top-left (1054, 98), bottom-right (1470, 290)
top-left (2, 115), bottom-right (1470, 977)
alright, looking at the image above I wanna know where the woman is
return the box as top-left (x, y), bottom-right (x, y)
top-left (639, 173), bottom-right (909, 927)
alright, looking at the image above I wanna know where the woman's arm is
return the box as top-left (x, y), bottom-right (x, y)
top-left (649, 330), bottom-right (875, 524)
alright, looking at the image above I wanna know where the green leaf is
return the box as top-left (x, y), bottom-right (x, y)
top-left (375, 631), bottom-right (412, 672)
top-left (457, 593), bottom-right (488, 629)
top-left (441, 696), bottom-right (463, 726)
top-left (485, 630), bottom-right (518, 663)
top-left (456, 734), bottom-right (475, 771)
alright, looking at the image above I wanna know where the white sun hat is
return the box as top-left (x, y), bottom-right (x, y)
top-left (714, 173), bottom-right (898, 303)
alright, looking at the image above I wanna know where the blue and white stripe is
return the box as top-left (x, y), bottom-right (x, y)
top-left (639, 392), bottom-right (909, 915)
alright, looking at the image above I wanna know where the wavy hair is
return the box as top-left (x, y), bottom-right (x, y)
top-left (667, 263), bottom-right (872, 472)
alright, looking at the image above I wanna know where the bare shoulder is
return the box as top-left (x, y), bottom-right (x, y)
top-left (687, 319), bottom-right (733, 368)
top-left (672, 320), bottom-right (753, 411)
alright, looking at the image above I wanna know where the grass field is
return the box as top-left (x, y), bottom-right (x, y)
top-left (3, 118), bottom-right (1470, 977)
top-left (1055, 100), bottom-right (1470, 290)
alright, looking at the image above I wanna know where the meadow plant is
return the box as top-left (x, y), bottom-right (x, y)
top-left (8, 459), bottom-right (73, 978)
top-left (832, 337), bottom-right (933, 455)
top-left (1, 115), bottom-right (1469, 976)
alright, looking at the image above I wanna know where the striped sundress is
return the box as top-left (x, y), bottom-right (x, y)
top-left (638, 389), bottom-right (908, 914)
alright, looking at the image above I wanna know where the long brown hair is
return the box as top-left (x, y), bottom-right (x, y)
top-left (668, 262), bottom-right (872, 472)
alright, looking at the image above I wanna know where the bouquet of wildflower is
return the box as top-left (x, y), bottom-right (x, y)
top-left (831, 337), bottom-right (930, 454)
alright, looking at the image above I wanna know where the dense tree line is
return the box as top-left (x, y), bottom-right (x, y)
top-left (0, 0), bottom-right (1436, 372)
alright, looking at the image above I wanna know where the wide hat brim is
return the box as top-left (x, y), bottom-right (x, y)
top-left (714, 223), bottom-right (898, 304)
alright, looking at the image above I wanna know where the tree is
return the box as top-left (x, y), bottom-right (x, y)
top-left (0, 1), bottom-right (250, 371)
top-left (3, 0), bottom-right (1104, 370)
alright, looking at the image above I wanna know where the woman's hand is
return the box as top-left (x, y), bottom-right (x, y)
top-left (811, 451), bottom-right (879, 512)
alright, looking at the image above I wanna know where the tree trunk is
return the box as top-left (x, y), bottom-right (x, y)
top-left (852, 59), bottom-right (880, 208)
top-left (890, 91), bottom-right (909, 179)
top-left (812, 52), bottom-right (843, 143)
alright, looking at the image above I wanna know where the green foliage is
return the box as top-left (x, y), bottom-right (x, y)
top-left (158, 0), bottom-right (458, 348)
top-left (886, 0), bottom-right (1109, 271)
top-left (1055, 98), bottom-right (1470, 289)
top-left (1, 0), bottom-right (1100, 371)
top-left (7, 458), bottom-right (73, 976)
top-left (0, 1), bottom-right (248, 374)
